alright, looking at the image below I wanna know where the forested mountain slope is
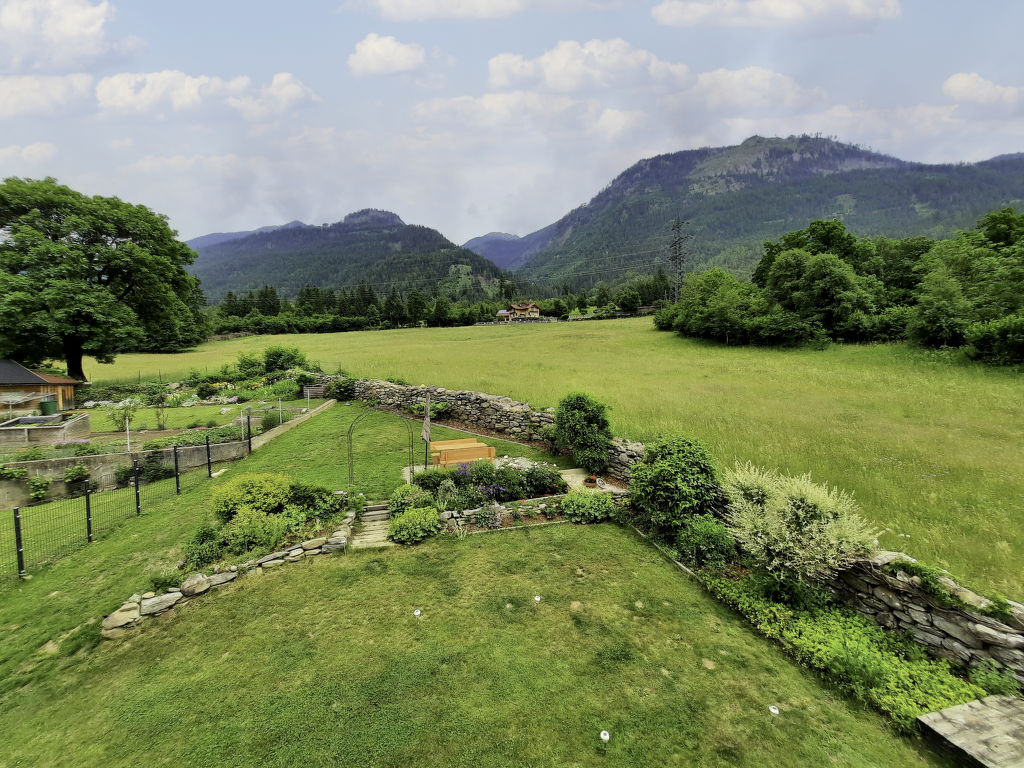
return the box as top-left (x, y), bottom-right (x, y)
top-left (189, 209), bottom-right (504, 298)
top-left (487, 136), bottom-right (1024, 287)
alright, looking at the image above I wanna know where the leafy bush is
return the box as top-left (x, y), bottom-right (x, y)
top-left (63, 463), bottom-right (90, 484)
top-left (262, 345), bottom-right (314, 377)
top-left (71, 442), bottom-right (103, 457)
top-left (724, 462), bottom-right (877, 581)
top-left (210, 473), bottom-right (293, 524)
top-left (407, 401), bottom-right (451, 419)
top-left (969, 660), bottom-right (1021, 696)
top-left (260, 410), bottom-right (292, 431)
top-left (560, 488), bottom-right (615, 524)
top-left (412, 467), bottom-right (457, 493)
top-left (183, 522), bottom-right (225, 569)
top-left (677, 514), bottom-right (736, 567)
top-left (338, 487), bottom-right (366, 515)
top-left (435, 477), bottom-right (459, 511)
top-left (702, 570), bottom-right (987, 731)
top-left (522, 463), bottom-right (569, 497)
top-left (0, 464), bottom-right (28, 481)
top-left (195, 382), bottom-right (217, 399)
top-left (551, 391), bottom-right (612, 474)
top-left (964, 313), bottom-right (1024, 365)
top-left (139, 453), bottom-right (175, 484)
top-left (142, 424), bottom-right (243, 450)
top-left (387, 506), bottom-right (443, 544)
top-left (114, 464), bottom-right (135, 487)
top-left (222, 505), bottom-right (296, 554)
top-left (472, 505), bottom-right (504, 529)
top-left (148, 569), bottom-right (180, 592)
top-left (628, 436), bottom-right (723, 536)
top-left (325, 377), bottom-right (358, 401)
top-left (389, 484), bottom-right (435, 514)
top-left (288, 482), bottom-right (343, 518)
top-left (27, 475), bottom-right (51, 500)
top-left (492, 465), bottom-right (527, 501)
top-left (106, 399), bottom-right (141, 431)
top-left (13, 446), bottom-right (44, 461)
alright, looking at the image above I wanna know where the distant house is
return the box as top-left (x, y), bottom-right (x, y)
top-left (495, 309), bottom-right (511, 320)
top-left (509, 303), bottom-right (541, 320)
top-left (0, 360), bottom-right (79, 411)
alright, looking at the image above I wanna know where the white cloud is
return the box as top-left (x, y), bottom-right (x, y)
top-left (348, 33), bottom-right (426, 76)
top-left (0, 0), bottom-right (136, 72)
top-left (489, 38), bottom-right (688, 92)
top-left (684, 66), bottom-right (824, 111)
top-left (363, 0), bottom-right (527, 20)
top-left (943, 73), bottom-right (1024, 109)
top-left (590, 107), bottom-right (646, 139)
top-left (0, 73), bottom-right (92, 117)
top-left (227, 73), bottom-right (320, 121)
top-left (95, 70), bottom-right (250, 113)
top-left (95, 70), bottom-right (318, 121)
top-left (652, 0), bottom-right (900, 29)
top-left (0, 141), bottom-right (57, 164)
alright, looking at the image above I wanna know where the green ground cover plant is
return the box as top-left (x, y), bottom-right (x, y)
top-left (560, 488), bottom-right (616, 523)
top-left (0, 524), bottom-right (950, 767)
top-left (82, 319), bottom-right (1023, 594)
top-left (387, 505), bottom-right (443, 544)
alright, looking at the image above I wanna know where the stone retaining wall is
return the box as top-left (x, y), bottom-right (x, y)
top-left (823, 552), bottom-right (1024, 683)
top-left (353, 379), bottom-right (555, 442)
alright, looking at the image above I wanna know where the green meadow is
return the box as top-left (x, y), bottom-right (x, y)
top-left (85, 318), bottom-right (1024, 597)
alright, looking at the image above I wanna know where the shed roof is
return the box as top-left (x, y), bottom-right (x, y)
top-left (0, 360), bottom-right (49, 386)
top-left (35, 372), bottom-right (81, 385)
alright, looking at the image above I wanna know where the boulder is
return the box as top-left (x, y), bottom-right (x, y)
top-left (209, 572), bottom-right (237, 587)
top-left (302, 538), bottom-right (327, 550)
top-left (102, 605), bottom-right (140, 630)
top-left (261, 559), bottom-right (285, 568)
top-left (140, 592), bottom-right (182, 615)
top-left (256, 550), bottom-right (289, 565)
top-left (180, 574), bottom-right (210, 596)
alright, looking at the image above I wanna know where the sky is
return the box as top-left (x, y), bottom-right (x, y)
top-left (1, 0), bottom-right (1023, 244)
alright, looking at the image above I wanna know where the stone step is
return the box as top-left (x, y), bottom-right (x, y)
top-left (362, 511), bottom-right (391, 522)
top-left (360, 521), bottom-right (389, 530)
top-left (350, 539), bottom-right (395, 550)
top-left (364, 503), bottom-right (388, 512)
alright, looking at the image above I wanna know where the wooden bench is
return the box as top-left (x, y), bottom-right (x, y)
top-left (429, 439), bottom-right (480, 452)
top-left (432, 444), bottom-right (496, 468)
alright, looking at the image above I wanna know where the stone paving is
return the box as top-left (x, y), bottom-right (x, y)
top-left (349, 505), bottom-right (394, 550)
top-left (918, 696), bottom-right (1024, 767)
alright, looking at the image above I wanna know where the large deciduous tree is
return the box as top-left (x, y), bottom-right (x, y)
top-left (0, 177), bottom-right (206, 381)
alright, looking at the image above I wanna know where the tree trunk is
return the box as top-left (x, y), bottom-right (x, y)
top-left (63, 337), bottom-right (86, 381)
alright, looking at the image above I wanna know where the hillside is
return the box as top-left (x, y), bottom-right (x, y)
top-left (188, 209), bottom-right (505, 299)
top-left (186, 220), bottom-right (306, 251)
top-left (486, 136), bottom-right (1024, 286)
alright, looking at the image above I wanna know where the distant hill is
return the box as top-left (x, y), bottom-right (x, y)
top-left (186, 220), bottom-right (306, 251)
top-left (474, 136), bottom-right (1024, 286)
top-left (188, 209), bottom-right (505, 299)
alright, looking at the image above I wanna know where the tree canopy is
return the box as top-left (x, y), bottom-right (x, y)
top-left (0, 177), bottom-right (207, 380)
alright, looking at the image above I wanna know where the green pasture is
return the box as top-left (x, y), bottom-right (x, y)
top-left (85, 319), bottom-right (1024, 596)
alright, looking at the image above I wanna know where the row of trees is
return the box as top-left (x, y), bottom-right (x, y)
top-left (655, 210), bottom-right (1024, 364)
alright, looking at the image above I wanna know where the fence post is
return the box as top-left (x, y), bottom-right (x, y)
top-left (85, 482), bottom-right (93, 543)
top-left (246, 410), bottom-right (252, 454)
top-left (133, 459), bottom-right (142, 516)
top-left (206, 435), bottom-right (212, 478)
top-left (173, 445), bottom-right (181, 495)
top-left (13, 508), bottom-right (25, 578)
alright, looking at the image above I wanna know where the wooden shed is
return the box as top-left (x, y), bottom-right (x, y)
top-left (0, 360), bottom-right (80, 411)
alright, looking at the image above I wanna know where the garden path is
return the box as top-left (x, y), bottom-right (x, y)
top-left (349, 504), bottom-right (394, 550)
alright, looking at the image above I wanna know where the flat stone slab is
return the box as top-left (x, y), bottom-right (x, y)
top-left (919, 695), bottom-right (1024, 767)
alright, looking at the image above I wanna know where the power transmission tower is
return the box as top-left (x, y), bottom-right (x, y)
top-left (668, 217), bottom-right (693, 302)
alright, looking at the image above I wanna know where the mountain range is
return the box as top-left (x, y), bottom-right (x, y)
top-left (186, 209), bottom-right (504, 300)
top-left (187, 136), bottom-right (1024, 298)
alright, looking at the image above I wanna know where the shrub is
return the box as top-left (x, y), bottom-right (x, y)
top-left (63, 463), bottom-right (90, 485)
top-left (552, 391), bottom-right (612, 474)
top-left (964, 313), bottom-right (1024, 365)
top-left (0, 464), bottom-right (28, 481)
top-left (466, 460), bottom-right (496, 486)
top-left (195, 382), bottom-right (217, 399)
top-left (435, 477), bottom-right (459, 511)
top-left (13, 446), bottom-right (44, 461)
top-left (114, 464), bottom-right (135, 487)
top-left (148, 569), bottom-right (180, 592)
top-left (560, 488), bottom-right (615, 524)
top-left (221, 505), bottom-right (294, 554)
top-left (210, 473), bottom-right (292, 524)
top-left (139, 453), bottom-right (175, 484)
top-left (456, 485), bottom-right (487, 511)
top-left (71, 442), bottom-right (103, 457)
top-left (628, 437), bottom-right (723, 536)
top-left (388, 484), bottom-right (434, 514)
top-left (387, 506), bottom-right (443, 544)
top-left (412, 467), bottom-right (457, 493)
top-left (724, 462), bottom-right (877, 581)
top-left (407, 401), bottom-right (451, 419)
top-left (701, 570), bottom-right (986, 731)
top-left (472, 505), bottom-right (504, 529)
top-left (522, 463), bottom-right (569, 497)
top-left (107, 399), bottom-right (141, 431)
top-left (27, 475), bottom-right (51, 500)
top-left (325, 377), bottom-right (358, 401)
top-left (262, 345), bottom-right (312, 376)
top-left (288, 482), bottom-right (343, 518)
top-left (676, 514), bottom-right (736, 567)
top-left (183, 522), bottom-right (225, 569)
top-left (492, 465), bottom-right (527, 501)
top-left (969, 660), bottom-right (1022, 696)
top-left (260, 410), bottom-right (291, 431)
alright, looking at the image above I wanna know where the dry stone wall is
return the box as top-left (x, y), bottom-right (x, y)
top-left (823, 552), bottom-right (1024, 683)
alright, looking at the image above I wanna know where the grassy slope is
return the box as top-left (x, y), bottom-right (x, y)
top-left (0, 524), bottom-right (947, 768)
top-left (86, 319), bottom-right (1024, 596)
top-left (0, 405), bottom-right (563, 691)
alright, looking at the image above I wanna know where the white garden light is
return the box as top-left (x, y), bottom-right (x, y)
top-left (769, 705), bottom-right (780, 715)
top-left (534, 595), bottom-right (541, 602)
top-left (414, 609), bottom-right (421, 618)
top-left (600, 730), bottom-right (610, 743)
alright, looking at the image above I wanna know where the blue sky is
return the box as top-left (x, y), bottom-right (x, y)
top-left (1, 0), bottom-right (1022, 243)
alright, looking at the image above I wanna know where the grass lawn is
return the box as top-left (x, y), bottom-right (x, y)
top-left (0, 404), bottom-right (570, 686)
top-left (84, 319), bottom-right (1024, 596)
top-left (0, 524), bottom-right (948, 768)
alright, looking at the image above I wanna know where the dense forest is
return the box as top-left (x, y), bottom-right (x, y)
top-left (471, 136), bottom-right (1024, 289)
top-left (654, 208), bottom-right (1024, 365)
top-left (189, 209), bottom-right (506, 300)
